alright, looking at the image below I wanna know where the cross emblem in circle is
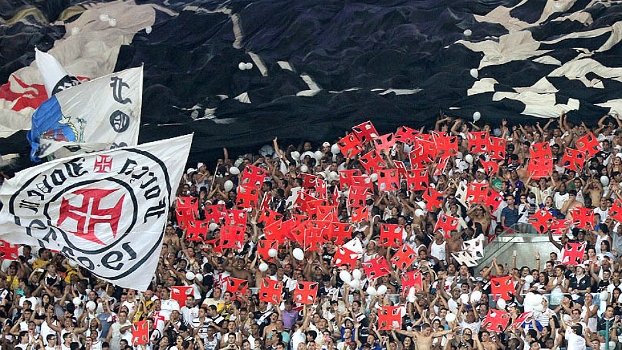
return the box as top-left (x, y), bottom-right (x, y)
top-left (94, 155), bottom-right (113, 173)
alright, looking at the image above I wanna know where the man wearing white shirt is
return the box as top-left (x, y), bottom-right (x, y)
top-left (564, 324), bottom-right (586, 350)
top-left (160, 288), bottom-right (180, 314)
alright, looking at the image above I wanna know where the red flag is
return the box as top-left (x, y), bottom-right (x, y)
top-left (468, 132), bottom-right (489, 153)
top-left (330, 222), bottom-right (353, 244)
top-left (220, 225), bottom-right (244, 249)
top-left (333, 247), bottom-right (359, 269)
top-left (377, 169), bottom-right (400, 192)
top-left (395, 126), bottom-right (419, 145)
top-left (488, 137), bottom-right (506, 160)
top-left (527, 157), bottom-right (553, 179)
top-left (259, 278), bottom-right (283, 304)
top-left (480, 160), bottom-right (499, 175)
top-left (236, 185), bottom-right (261, 209)
top-left (339, 169), bottom-right (362, 189)
top-left (530, 142), bottom-right (553, 159)
top-left (423, 188), bottom-right (444, 210)
top-left (571, 207), bottom-right (594, 230)
top-left (293, 282), bottom-right (319, 305)
top-left (225, 277), bottom-right (249, 297)
top-left (434, 214), bottom-right (460, 238)
top-left (379, 224), bottom-right (404, 248)
top-left (405, 169), bottom-right (429, 191)
top-left (378, 306), bottom-right (402, 330)
top-left (610, 199), bottom-right (622, 223)
top-left (373, 133), bottom-right (396, 152)
top-left (132, 320), bottom-right (149, 345)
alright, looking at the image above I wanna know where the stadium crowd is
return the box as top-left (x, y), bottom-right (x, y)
top-left (3, 114), bottom-right (622, 350)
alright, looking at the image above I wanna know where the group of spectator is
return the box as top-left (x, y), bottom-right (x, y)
top-left (3, 114), bottom-right (622, 350)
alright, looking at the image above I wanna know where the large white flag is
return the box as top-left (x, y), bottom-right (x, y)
top-left (27, 66), bottom-right (143, 161)
top-left (0, 134), bottom-right (192, 290)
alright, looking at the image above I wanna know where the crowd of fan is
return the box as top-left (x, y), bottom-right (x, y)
top-left (4, 114), bottom-right (622, 350)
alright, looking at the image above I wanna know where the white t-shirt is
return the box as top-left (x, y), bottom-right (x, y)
top-left (565, 330), bottom-right (586, 350)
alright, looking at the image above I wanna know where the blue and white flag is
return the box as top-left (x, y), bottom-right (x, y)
top-left (0, 134), bottom-right (192, 291)
top-left (27, 66), bottom-right (143, 162)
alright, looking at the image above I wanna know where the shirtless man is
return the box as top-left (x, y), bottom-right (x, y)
top-left (479, 330), bottom-right (498, 350)
top-left (163, 224), bottom-right (181, 253)
top-left (395, 323), bottom-right (455, 350)
top-left (560, 190), bottom-right (583, 219)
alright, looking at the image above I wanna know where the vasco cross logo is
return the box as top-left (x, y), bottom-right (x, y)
top-left (7, 150), bottom-right (171, 282)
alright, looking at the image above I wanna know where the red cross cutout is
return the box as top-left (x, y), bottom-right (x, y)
top-left (530, 142), bottom-right (553, 159)
top-left (350, 206), bottom-right (369, 223)
top-left (220, 225), bottom-right (244, 249)
top-left (550, 218), bottom-right (570, 235)
top-left (572, 207), bottom-right (594, 230)
top-left (575, 132), bottom-right (601, 157)
top-left (301, 174), bottom-right (319, 189)
top-left (204, 204), bottom-right (226, 224)
top-left (391, 244), bottom-right (417, 271)
top-left (409, 141), bottom-right (436, 168)
top-left (171, 286), bottom-right (193, 306)
top-left (58, 188), bottom-right (124, 245)
top-left (225, 209), bottom-right (247, 227)
top-left (259, 278), bottom-right (283, 304)
top-left (315, 178), bottom-right (328, 199)
top-left (378, 306), bottom-right (402, 330)
top-left (176, 196), bottom-right (197, 210)
top-left (333, 246), bottom-right (359, 269)
top-left (379, 224), bottom-right (404, 248)
top-left (312, 205), bottom-right (338, 221)
top-left (257, 239), bottom-right (279, 261)
top-left (433, 156), bottom-right (450, 176)
top-left (488, 137), bottom-right (506, 160)
top-left (303, 222), bottom-right (326, 251)
top-left (561, 242), bottom-right (586, 265)
top-left (263, 220), bottom-right (286, 243)
top-left (377, 169), bottom-right (399, 192)
top-left (395, 126), bottom-right (419, 145)
top-left (511, 311), bottom-right (533, 330)
top-left (435, 134), bottom-right (458, 159)
top-left (348, 186), bottom-right (370, 208)
top-left (204, 238), bottom-right (223, 254)
top-left (186, 219), bottom-right (209, 241)
top-left (132, 320), bottom-right (149, 345)
top-left (362, 256), bottom-right (391, 280)
top-left (176, 208), bottom-right (195, 230)
top-left (561, 147), bottom-right (586, 172)
top-left (468, 132), bottom-right (489, 153)
top-left (225, 276), bottom-right (249, 297)
top-left (289, 220), bottom-right (308, 247)
top-left (352, 121), bottom-right (380, 143)
top-left (467, 182), bottom-right (489, 204)
top-left (480, 160), bottom-right (499, 175)
top-left (258, 208), bottom-right (284, 226)
top-left (339, 169), bottom-right (362, 189)
top-left (406, 169), bottom-right (429, 191)
top-left (527, 157), bottom-right (553, 179)
top-left (482, 309), bottom-right (510, 333)
top-left (240, 164), bottom-right (267, 189)
top-left (491, 276), bottom-right (515, 301)
top-left (359, 150), bottom-right (387, 174)
top-left (94, 155), bottom-right (113, 173)
top-left (329, 222), bottom-right (353, 244)
top-left (337, 133), bottom-right (364, 158)
top-left (402, 270), bottom-right (424, 294)
top-left (351, 175), bottom-right (374, 191)
top-left (423, 188), bottom-right (444, 211)
top-left (293, 281), bottom-right (319, 305)
top-left (0, 240), bottom-right (19, 260)
top-left (610, 199), bottom-right (622, 223)
top-left (485, 188), bottom-right (505, 212)
top-left (529, 208), bottom-right (557, 234)
top-left (434, 214), bottom-right (460, 238)
top-left (236, 185), bottom-right (260, 209)
top-left (373, 133), bottom-right (396, 153)
top-left (393, 160), bottom-right (408, 179)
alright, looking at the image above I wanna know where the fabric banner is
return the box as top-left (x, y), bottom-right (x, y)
top-left (0, 134), bottom-right (192, 290)
top-left (27, 66), bottom-right (143, 161)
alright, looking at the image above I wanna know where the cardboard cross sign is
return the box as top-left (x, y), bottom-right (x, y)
top-left (482, 309), bottom-right (510, 333)
top-left (378, 306), bottom-right (402, 330)
top-left (488, 137), bottom-right (506, 160)
top-left (379, 224), bottom-right (404, 248)
top-left (490, 276), bottom-right (515, 301)
top-left (293, 281), bottom-right (319, 305)
top-left (561, 242), bottom-right (586, 265)
top-left (391, 244), bottom-right (418, 271)
top-left (362, 256), bottom-right (391, 280)
top-left (352, 121), bottom-right (379, 143)
top-left (575, 132), bottom-right (601, 157)
top-left (529, 208), bottom-right (557, 234)
top-left (571, 207), bottom-right (595, 230)
top-left (132, 320), bottom-right (149, 345)
top-left (401, 270), bottom-right (424, 295)
top-left (359, 150), bottom-right (387, 174)
top-left (337, 133), bottom-right (364, 158)
top-left (259, 278), bottom-right (283, 304)
top-left (561, 147), bottom-right (586, 172)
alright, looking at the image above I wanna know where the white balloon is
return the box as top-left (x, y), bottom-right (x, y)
top-left (69, 260), bottom-right (78, 268)
top-left (258, 262), bottom-right (269, 272)
top-left (370, 173), bottom-right (378, 182)
top-left (238, 62), bottom-right (246, 70)
top-left (186, 271), bottom-right (196, 281)
top-left (366, 286), bottom-right (377, 296)
top-left (291, 151), bottom-right (300, 160)
top-left (229, 167), bottom-right (240, 175)
top-left (352, 269), bottom-right (362, 280)
top-left (524, 275), bottom-right (534, 284)
top-left (208, 223), bottom-right (219, 232)
top-left (293, 248), bottom-right (304, 260)
top-left (473, 111), bottom-right (481, 122)
top-left (464, 29), bottom-right (472, 36)
top-left (195, 274), bottom-right (203, 282)
top-left (340, 270), bottom-right (352, 283)
top-left (245, 62), bottom-right (254, 70)
top-left (470, 68), bottom-right (479, 79)
top-left (300, 165), bottom-right (308, 173)
top-left (73, 297), bottom-right (82, 306)
top-left (348, 279), bottom-right (360, 289)
top-left (145, 26), bottom-right (152, 34)
top-left (445, 313), bottom-right (456, 323)
top-left (314, 151), bottom-right (324, 161)
top-left (497, 298), bottom-right (507, 309)
top-left (464, 154), bottom-right (474, 164)
top-left (223, 180), bottom-right (234, 192)
top-left (460, 294), bottom-right (469, 304)
top-left (600, 291), bottom-right (609, 301)
top-left (331, 144), bottom-right (341, 155)
top-left (377, 285), bottom-right (388, 295)
top-left (86, 301), bottom-right (96, 311)
top-left (329, 171), bottom-right (339, 182)
top-left (414, 209), bottom-right (424, 217)
top-left (268, 248), bottom-right (278, 257)
top-left (470, 291), bottom-right (482, 303)
top-left (601, 175), bottom-right (610, 186)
